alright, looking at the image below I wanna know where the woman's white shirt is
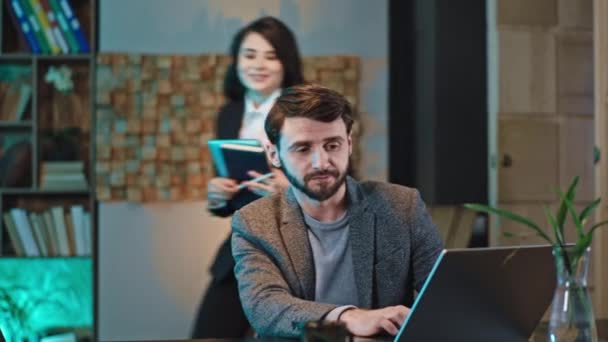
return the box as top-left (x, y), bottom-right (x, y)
top-left (238, 89), bottom-right (281, 144)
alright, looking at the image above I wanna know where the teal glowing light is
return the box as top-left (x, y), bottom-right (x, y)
top-left (0, 258), bottom-right (92, 341)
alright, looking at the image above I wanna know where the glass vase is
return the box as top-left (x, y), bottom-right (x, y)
top-left (548, 246), bottom-right (597, 342)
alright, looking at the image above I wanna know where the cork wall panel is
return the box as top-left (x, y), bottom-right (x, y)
top-left (95, 54), bottom-right (361, 202)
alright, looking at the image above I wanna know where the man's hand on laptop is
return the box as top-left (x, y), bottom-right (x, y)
top-left (339, 305), bottom-right (410, 336)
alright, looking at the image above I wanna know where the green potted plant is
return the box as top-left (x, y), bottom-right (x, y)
top-left (464, 176), bottom-right (608, 342)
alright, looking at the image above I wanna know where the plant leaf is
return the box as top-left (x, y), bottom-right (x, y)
top-left (503, 231), bottom-right (515, 238)
top-left (579, 198), bottom-right (601, 224)
top-left (557, 190), bottom-right (585, 239)
top-left (544, 206), bottom-right (565, 247)
top-left (464, 203), bottom-right (553, 244)
top-left (587, 219), bottom-right (608, 237)
top-left (556, 176), bottom-right (579, 240)
top-left (573, 233), bottom-right (592, 258)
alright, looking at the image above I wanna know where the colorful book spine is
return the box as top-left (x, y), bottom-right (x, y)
top-left (30, 0), bottom-right (61, 54)
top-left (58, 0), bottom-right (90, 52)
top-left (39, 0), bottom-right (69, 53)
top-left (19, 0), bottom-right (51, 54)
top-left (7, 0), bottom-right (41, 53)
top-left (48, 0), bottom-right (78, 53)
top-left (18, 18), bottom-right (41, 53)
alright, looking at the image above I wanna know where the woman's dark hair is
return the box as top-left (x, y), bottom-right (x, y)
top-left (223, 16), bottom-right (304, 102)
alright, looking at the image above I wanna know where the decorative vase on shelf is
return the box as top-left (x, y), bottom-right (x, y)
top-left (548, 246), bottom-right (597, 342)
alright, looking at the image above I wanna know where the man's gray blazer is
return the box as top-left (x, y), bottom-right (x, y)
top-left (231, 177), bottom-right (444, 337)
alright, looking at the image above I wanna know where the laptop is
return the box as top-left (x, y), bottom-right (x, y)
top-left (394, 245), bottom-right (556, 342)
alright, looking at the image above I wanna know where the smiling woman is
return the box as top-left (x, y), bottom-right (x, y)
top-left (237, 33), bottom-right (284, 99)
top-left (191, 16), bottom-right (304, 339)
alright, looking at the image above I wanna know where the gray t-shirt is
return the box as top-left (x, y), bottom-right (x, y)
top-left (304, 211), bottom-right (359, 306)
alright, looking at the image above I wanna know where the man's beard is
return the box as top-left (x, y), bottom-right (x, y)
top-left (279, 156), bottom-right (348, 201)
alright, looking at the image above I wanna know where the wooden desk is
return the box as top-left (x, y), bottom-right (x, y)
top-left (531, 319), bottom-right (608, 341)
top-left (106, 319), bottom-right (608, 342)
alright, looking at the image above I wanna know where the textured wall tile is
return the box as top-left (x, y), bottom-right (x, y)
top-left (96, 53), bottom-right (361, 201)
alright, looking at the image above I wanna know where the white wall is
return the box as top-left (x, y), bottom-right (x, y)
top-left (99, 203), bottom-right (230, 340)
top-left (98, 1), bottom-right (388, 339)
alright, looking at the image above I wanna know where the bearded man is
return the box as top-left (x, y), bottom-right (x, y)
top-left (231, 84), bottom-right (444, 338)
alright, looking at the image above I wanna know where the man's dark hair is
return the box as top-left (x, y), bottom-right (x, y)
top-left (265, 84), bottom-right (355, 146)
top-left (223, 16), bottom-right (304, 102)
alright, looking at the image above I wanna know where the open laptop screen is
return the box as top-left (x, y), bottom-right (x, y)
top-left (394, 245), bottom-right (555, 342)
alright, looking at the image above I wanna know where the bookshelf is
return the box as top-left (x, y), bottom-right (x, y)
top-left (0, 0), bottom-right (96, 340)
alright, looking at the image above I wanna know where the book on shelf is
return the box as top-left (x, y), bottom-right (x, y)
top-left (40, 174), bottom-right (87, 188)
top-left (0, 82), bottom-right (32, 121)
top-left (29, 0), bottom-right (61, 54)
top-left (4, 0), bottom-right (89, 54)
top-left (19, 0), bottom-right (52, 54)
top-left (5, 0), bottom-right (41, 53)
top-left (50, 206), bottom-right (70, 255)
top-left (38, 0), bottom-right (69, 53)
top-left (10, 208), bottom-right (40, 256)
top-left (82, 211), bottom-right (91, 255)
top-left (15, 83), bottom-right (32, 121)
top-left (41, 209), bottom-right (59, 255)
top-left (29, 212), bottom-right (50, 256)
top-left (40, 161), bottom-right (88, 190)
top-left (2, 212), bottom-right (25, 256)
top-left (69, 205), bottom-right (86, 255)
top-left (1, 206), bottom-right (92, 256)
top-left (47, 0), bottom-right (78, 52)
top-left (56, 0), bottom-right (90, 52)
top-left (64, 211), bottom-right (76, 255)
top-left (0, 83), bottom-right (20, 121)
top-left (42, 161), bottom-right (84, 173)
top-left (0, 63), bottom-right (32, 122)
